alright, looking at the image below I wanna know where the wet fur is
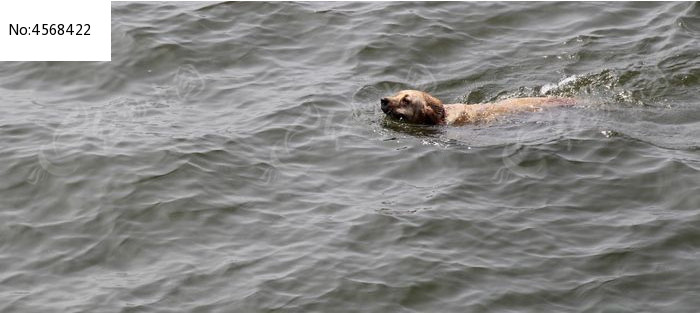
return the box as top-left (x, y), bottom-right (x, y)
top-left (380, 90), bottom-right (575, 126)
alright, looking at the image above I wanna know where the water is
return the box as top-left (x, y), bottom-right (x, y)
top-left (1, 2), bottom-right (700, 312)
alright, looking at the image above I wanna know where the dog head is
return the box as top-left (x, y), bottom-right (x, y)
top-left (380, 90), bottom-right (446, 125)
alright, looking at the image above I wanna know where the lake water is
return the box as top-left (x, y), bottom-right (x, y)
top-left (1, 2), bottom-right (700, 312)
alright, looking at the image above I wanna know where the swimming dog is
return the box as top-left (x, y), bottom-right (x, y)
top-left (380, 90), bottom-right (575, 125)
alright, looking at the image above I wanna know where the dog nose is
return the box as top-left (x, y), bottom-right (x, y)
top-left (381, 98), bottom-right (389, 108)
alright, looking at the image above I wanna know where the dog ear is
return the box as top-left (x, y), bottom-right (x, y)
top-left (422, 93), bottom-right (446, 125)
top-left (423, 93), bottom-right (442, 110)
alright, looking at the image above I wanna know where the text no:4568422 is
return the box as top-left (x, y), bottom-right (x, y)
top-left (9, 24), bottom-right (91, 36)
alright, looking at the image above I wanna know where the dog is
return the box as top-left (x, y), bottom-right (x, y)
top-left (380, 90), bottom-right (575, 125)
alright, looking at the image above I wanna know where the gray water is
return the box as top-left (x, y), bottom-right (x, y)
top-left (1, 2), bottom-right (700, 312)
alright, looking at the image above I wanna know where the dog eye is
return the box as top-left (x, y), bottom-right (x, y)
top-left (401, 95), bottom-right (410, 104)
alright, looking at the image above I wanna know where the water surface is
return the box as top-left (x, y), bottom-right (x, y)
top-left (1, 2), bottom-right (700, 312)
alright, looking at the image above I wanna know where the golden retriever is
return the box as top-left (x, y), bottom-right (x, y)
top-left (380, 90), bottom-right (575, 125)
